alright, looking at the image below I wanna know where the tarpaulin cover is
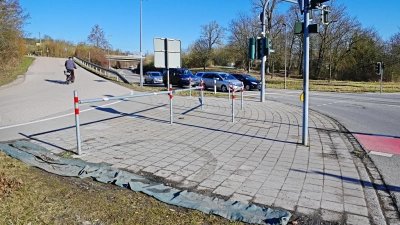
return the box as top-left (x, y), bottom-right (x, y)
top-left (0, 140), bottom-right (291, 225)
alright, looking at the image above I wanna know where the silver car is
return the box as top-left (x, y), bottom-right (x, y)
top-left (200, 72), bottom-right (242, 92)
top-left (144, 71), bottom-right (163, 84)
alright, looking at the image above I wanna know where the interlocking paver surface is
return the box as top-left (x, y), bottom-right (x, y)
top-left (27, 93), bottom-right (379, 223)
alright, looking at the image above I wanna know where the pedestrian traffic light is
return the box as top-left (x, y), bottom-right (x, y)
top-left (266, 38), bottom-right (272, 56)
top-left (248, 37), bottom-right (256, 60)
top-left (321, 5), bottom-right (330, 25)
top-left (257, 37), bottom-right (263, 59)
top-left (375, 62), bottom-right (382, 75)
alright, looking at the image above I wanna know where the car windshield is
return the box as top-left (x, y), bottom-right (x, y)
top-left (151, 72), bottom-right (161, 76)
top-left (244, 75), bottom-right (258, 81)
top-left (181, 69), bottom-right (194, 76)
top-left (220, 74), bottom-right (236, 80)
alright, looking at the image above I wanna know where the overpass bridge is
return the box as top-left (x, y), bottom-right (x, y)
top-left (105, 55), bottom-right (144, 62)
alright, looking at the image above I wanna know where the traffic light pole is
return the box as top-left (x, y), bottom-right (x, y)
top-left (260, 0), bottom-right (269, 102)
top-left (380, 69), bottom-right (383, 93)
top-left (302, 2), bottom-right (310, 146)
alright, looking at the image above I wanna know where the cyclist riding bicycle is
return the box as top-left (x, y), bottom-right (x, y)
top-left (65, 56), bottom-right (77, 83)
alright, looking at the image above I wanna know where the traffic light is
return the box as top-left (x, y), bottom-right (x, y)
top-left (310, 0), bottom-right (330, 9)
top-left (248, 37), bottom-right (256, 60)
top-left (375, 62), bottom-right (382, 75)
top-left (257, 37), bottom-right (263, 59)
top-left (321, 5), bottom-right (330, 25)
top-left (382, 62), bottom-right (386, 69)
top-left (266, 38), bottom-right (271, 56)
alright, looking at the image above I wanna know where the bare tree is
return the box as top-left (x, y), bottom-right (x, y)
top-left (192, 21), bottom-right (225, 70)
top-left (87, 24), bottom-right (109, 49)
top-left (228, 11), bottom-right (260, 71)
top-left (0, 0), bottom-right (29, 68)
top-left (251, 0), bottom-right (280, 74)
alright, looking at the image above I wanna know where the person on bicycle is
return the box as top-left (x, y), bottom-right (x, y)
top-left (65, 56), bottom-right (77, 83)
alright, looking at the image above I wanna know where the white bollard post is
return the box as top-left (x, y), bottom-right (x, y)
top-left (241, 82), bottom-right (244, 110)
top-left (228, 81), bottom-right (231, 101)
top-left (232, 88), bottom-right (235, 122)
top-left (201, 79), bottom-right (204, 110)
top-left (189, 77), bottom-right (192, 97)
top-left (74, 91), bottom-right (82, 155)
top-left (214, 79), bottom-right (216, 94)
top-left (169, 84), bottom-right (173, 124)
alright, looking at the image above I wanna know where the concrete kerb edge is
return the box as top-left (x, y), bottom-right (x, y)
top-left (311, 109), bottom-right (396, 224)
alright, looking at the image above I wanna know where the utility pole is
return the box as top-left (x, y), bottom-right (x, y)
top-left (139, 0), bottom-right (143, 87)
top-left (39, 32), bottom-right (42, 56)
top-left (302, 1), bottom-right (310, 146)
top-left (283, 23), bottom-right (287, 89)
top-left (260, 0), bottom-right (270, 102)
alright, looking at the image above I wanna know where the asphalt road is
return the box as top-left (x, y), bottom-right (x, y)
top-left (0, 57), bottom-right (133, 139)
top-left (244, 88), bottom-right (400, 212)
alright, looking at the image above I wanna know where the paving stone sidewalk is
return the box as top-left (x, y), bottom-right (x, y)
top-left (28, 94), bottom-right (386, 224)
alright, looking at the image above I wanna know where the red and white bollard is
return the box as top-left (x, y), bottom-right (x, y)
top-left (74, 90), bottom-right (82, 155)
top-left (201, 79), bottom-right (204, 110)
top-left (169, 84), bottom-right (173, 124)
top-left (228, 81), bottom-right (231, 101)
top-left (232, 88), bottom-right (235, 122)
top-left (241, 82), bottom-right (244, 110)
top-left (189, 77), bottom-right (192, 97)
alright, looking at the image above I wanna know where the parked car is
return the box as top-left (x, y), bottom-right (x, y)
top-left (162, 68), bottom-right (199, 87)
top-left (195, 72), bottom-right (204, 77)
top-left (144, 71), bottom-right (163, 84)
top-left (201, 72), bottom-right (242, 92)
top-left (231, 74), bottom-right (261, 91)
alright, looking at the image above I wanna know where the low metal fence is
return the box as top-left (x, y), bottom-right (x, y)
top-left (73, 56), bottom-right (129, 83)
top-left (72, 80), bottom-right (246, 155)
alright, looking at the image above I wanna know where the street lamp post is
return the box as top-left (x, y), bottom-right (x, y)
top-left (326, 20), bottom-right (337, 84)
top-left (108, 35), bottom-right (112, 69)
top-left (139, 0), bottom-right (143, 87)
top-left (283, 23), bottom-right (287, 89)
top-left (260, 0), bottom-right (270, 102)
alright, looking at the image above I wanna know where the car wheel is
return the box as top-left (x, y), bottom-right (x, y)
top-left (221, 85), bottom-right (227, 92)
top-left (163, 82), bottom-right (168, 87)
top-left (144, 79), bottom-right (148, 84)
top-left (151, 80), bottom-right (154, 84)
top-left (203, 83), bottom-right (207, 90)
top-left (245, 84), bottom-right (250, 91)
top-left (178, 81), bottom-right (183, 88)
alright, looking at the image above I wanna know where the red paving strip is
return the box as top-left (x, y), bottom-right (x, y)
top-left (354, 134), bottom-right (400, 155)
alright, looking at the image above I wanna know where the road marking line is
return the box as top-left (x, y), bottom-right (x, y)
top-left (369, 151), bottom-right (393, 157)
top-left (0, 90), bottom-right (134, 130)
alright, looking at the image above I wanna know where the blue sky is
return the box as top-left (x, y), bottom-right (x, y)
top-left (20, 0), bottom-right (400, 54)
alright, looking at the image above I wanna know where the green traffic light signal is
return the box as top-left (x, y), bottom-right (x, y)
top-left (248, 38), bottom-right (256, 60)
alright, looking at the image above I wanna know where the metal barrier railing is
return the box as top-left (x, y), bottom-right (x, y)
top-left (73, 56), bottom-right (129, 84)
top-left (73, 87), bottom-right (203, 155)
top-left (72, 81), bottom-right (245, 155)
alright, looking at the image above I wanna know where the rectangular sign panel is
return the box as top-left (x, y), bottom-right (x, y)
top-left (154, 38), bottom-right (181, 68)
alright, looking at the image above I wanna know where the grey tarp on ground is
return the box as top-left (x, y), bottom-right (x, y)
top-left (0, 140), bottom-right (291, 225)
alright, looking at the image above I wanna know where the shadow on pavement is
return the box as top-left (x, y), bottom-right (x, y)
top-left (291, 169), bottom-right (400, 193)
top-left (45, 79), bottom-right (66, 84)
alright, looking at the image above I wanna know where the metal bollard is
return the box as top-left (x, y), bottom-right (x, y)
top-left (189, 77), bottom-right (192, 97)
top-left (201, 79), bottom-right (204, 110)
top-left (232, 88), bottom-right (235, 122)
top-left (74, 90), bottom-right (82, 155)
top-left (169, 84), bottom-right (173, 124)
top-left (228, 81), bottom-right (231, 101)
top-left (241, 82), bottom-right (244, 110)
top-left (214, 79), bottom-right (216, 94)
